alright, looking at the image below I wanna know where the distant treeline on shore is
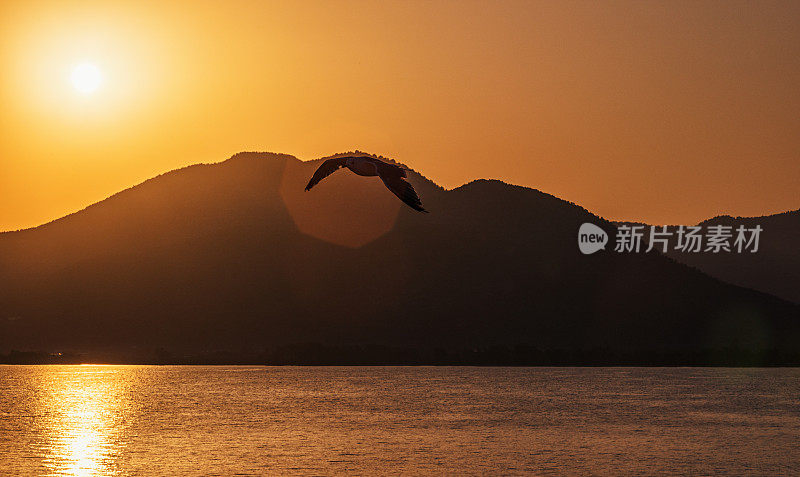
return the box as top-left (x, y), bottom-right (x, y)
top-left (2, 344), bottom-right (799, 367)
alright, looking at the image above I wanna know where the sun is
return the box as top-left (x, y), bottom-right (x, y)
top-left (70, 63), bottom-right (103, 94)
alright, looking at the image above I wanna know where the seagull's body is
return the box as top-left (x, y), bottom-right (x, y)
top-left (305, 156), bottom-right (428, 212)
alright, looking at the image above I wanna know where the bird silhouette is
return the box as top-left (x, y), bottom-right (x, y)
top-left (305, 156), bottom-right (428, 212)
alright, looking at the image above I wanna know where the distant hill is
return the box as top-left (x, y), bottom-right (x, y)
top-left (0, 152), bottom-right (797, 365)
top-left (667, 211), bottom-right (800, 304)
top-left (616, 210), bottom-right (800, 304)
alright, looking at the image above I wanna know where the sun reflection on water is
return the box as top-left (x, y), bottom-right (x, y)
top-left (36, 366), bottom-right (133, 476)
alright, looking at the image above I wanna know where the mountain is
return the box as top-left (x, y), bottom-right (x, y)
top-left (616, 210), bottom-right (800, 304)
top-left (666, 211), bottom-right (800, 304)
top-left (0, 152), bottom-right (798, 365)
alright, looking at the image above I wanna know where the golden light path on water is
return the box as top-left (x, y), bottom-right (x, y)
top-left (35, 365), bottom-right (133, 476)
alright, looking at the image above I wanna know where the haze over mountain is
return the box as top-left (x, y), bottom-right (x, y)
top-left (0, 152), bottom-right (797, 364)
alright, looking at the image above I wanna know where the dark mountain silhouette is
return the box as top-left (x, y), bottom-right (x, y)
top-left (666, 211), bottom-right (800, 304)
top-left (0, 152), bottom-right (798, 365)
top-left (616, 211), bottom-right (800, 304)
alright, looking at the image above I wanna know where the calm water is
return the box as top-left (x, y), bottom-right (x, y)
top-left (1, 366), bottom-right (799, 475)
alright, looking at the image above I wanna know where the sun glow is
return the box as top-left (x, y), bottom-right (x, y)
top-left (71, 62), bottom-right (102, 94)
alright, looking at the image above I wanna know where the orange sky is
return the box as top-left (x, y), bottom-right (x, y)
top-left (1, 0), bottom-right (798, 231)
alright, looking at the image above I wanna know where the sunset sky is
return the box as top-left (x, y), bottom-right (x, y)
top-left (1, 0), bottom-right (798, 231)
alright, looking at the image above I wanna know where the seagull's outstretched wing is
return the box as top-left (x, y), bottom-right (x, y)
top-left (375, 162), bottom-right (428, 213)
top-left (305, 157), bottom-right (348, 191)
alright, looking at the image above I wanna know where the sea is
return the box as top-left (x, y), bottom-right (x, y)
top-left (1, 366), bottom-right (798, 475)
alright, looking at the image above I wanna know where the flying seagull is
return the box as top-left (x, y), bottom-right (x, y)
top-left (305, 156), bottom-right (428, 213)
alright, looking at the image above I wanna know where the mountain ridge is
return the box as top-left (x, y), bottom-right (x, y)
top-left (0, 151), bottom-right (797, 364)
